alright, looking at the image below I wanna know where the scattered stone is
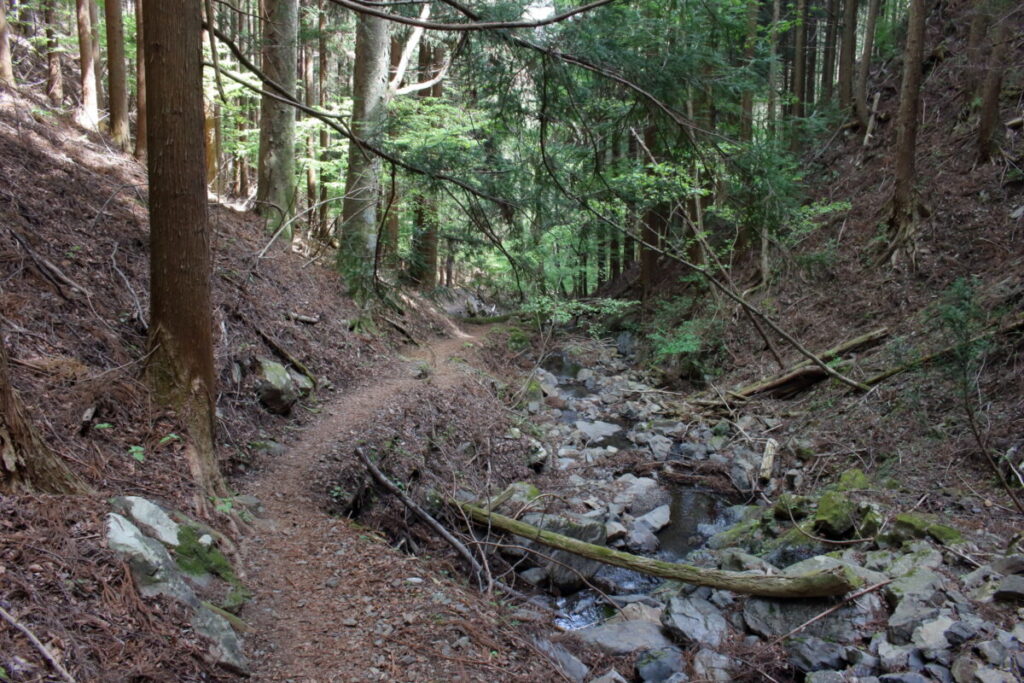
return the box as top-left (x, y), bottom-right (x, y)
top-left (534, 638), bottom-right (589, 682)
top-left (605, 520), bottom-right (627, 542)
top-left (626, 526), bottom-right (660, 553)
top-left (661, 596), bottom-right (729, 647)
top-left (110, 496), bottom-right (181, 547)
top-left (256, 358), bottom-right (299, 415)
top-left (883, 513), bottom-right (963, 547)
top-left (636, 646), bottom-right (684, 682)
top-left (813, 491), bottom-right (857, 539)
top-left (592, 669), bottom-right (628, 683)
top-left (877, 639), bottom-right (913, 672)
top-left (648, 435), bottom-right (673, 460)
top-left (787, 635), bottom-right (847, 672)
top-left (974, 640), bottom-right (1007, 667)
top-left (805, 672), bottom-right (846, 683)
top-left (689, 647), bottom-right (734, 682)
top-left (912, 615), bottom-right (955, 651)
top-left (990, 555), bottom-right (1024, 575)
top-left (609, 602), bottom-right (663, 624)
top-left (576, 620), bottom-right (673, 655)
top-left (519, 567), bottom-right (548, 586)
top-left (575, 420), bottom-right (621, 443)
top-left (888, 599), bottom-right (939, 644)
top-left (635, 505), bottom-right (672, 534)
top-left (886, 567), bottom-right (947, 607)
top-left (993, 575), bottom-right (1024, 603)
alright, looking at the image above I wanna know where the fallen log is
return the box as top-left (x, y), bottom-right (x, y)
top-left (702, 327), bottom-right (889, 402)
top-left (452, 501), bottom-right (859, 598)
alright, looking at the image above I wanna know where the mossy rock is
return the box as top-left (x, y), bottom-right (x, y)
top-left (813, 491), bottom-right (856, 539)
top-left (174, 526), bottom-right (252, 613)
top-left (855, 503), bottom-right (883, 537)
top-left (773, 494), bottom-right (812, 520)
top-left (706, 517), bottom-right (764, 552)
top-left (880, 513), bottom-right (963, 547)
top-left (835, 468), bottom-right (871, 491)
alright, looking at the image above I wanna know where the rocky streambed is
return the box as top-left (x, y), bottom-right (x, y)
top-left (485, 340), bottom-right (1024, 683)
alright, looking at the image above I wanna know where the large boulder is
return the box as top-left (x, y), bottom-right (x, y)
top-left (576, 620), bottom-right (674, 655)
top-left (518, 512), bottom-right (606, 591)
top-left (661, 595), bottom-right (729, 647)
top-left (256, 358), bottom-right (299, 415)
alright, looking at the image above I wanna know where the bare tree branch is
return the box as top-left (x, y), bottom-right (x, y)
top-left (326, 0), bottom-right (619, 32)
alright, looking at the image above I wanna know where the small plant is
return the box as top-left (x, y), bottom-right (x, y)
top-left (127, 445), bottom-right (146, 463)
top-left (159, 433), bottom-right (180, 446)
top-left (93, 422), bottom-right (113, 430)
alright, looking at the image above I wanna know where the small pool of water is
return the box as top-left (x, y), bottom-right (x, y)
top-left (541, 352), bottom-right (582, 380)
top-left (657, 488), bottom-right (729, 558)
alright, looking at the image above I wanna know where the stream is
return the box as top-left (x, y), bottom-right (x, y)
top-left (530, 349), bottom-right (736, 631)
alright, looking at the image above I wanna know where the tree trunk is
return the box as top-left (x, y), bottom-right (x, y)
top-left (317, 1), bottom-right (330, 238)
top-left (256, 0), bottom-right (298, 240)
top-left (884, 0), bottom-right (925, 263)
top-left (837, 0), bottom-right (857, 113)
top-left (104, 0), bottom-right (130, 150)
top-left (819, 0), bottom-right (838, 104)
top-left (767, 0), bottom-right (782, 134)
top-left (965, 0), bottom-right (990, 103)
top-left (854, 0), bottom-right (881, 126)
top-left (804, 9), bottom-right (817, 109)
top-left (1, 334), bottom-right (90, 494)
top-left (0, 1), bottom-right (14, 87)
top-left (792, 0), bottom-right (808, 121)
top-left (453, 502), bottom-right (858, 598)
top-left (89, 0), bottom-right (102, 106)
top-left (75, 0), bottom-right (99, 127)
top-left (409, 41), bottom-right (442, 288)
top-left (45, 0), bottom-right (62, 105)
top-left (381, 34), bottom-right (402, 261)
top-left (976, 20), bottom-right (1008, 165)
top-left (134, 0), bottom-right (146, 158)
top-left (143, 0), bottom-right (225, 501)
top-left (739, 0), bottom-right (758, 140)
top-left (303, 43), bottom-right (317, 233)
top-left (338, 11), bottom-right (388, 296)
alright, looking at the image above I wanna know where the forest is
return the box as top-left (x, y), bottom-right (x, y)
top-left (0, 0), bottom-right (1022, 680)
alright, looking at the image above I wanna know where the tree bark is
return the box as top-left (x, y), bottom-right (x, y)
top-left (976, 20), bottom-right (1008, 165)
top-left (45, 0), bottom-right (62, 105)
top-left (883, 0), bottom-right (925, 263)
top-left (819, 0), bottom-right (838, 105)
top-left (409, 41), bottom-right (441, 289)
top-left (767, 0), bottom-right (782, 133)
top-left (0, 1), bottom-right (14, 87)
top-left (837, 0), bottom-right (857, 113)
top-left (75, 0), bottom-right (99, 127)
top-left (143, 0), bottom-right (225, 501)
top-left (317, 0), bottom-right (330, 238)
top-left (338, 11), bottom-right (389, 295)
top-left (739, 0), bottom-right (758, 140)
top-left (89, 0), bottom-right (102, 106)
top-left (453, 502), bottom-right (859, 598)
top-left (792, 0), bottom-right (808, 121)
top-left (104, 0), bottom-right (130, 151)
top-left (854, 0), bottom-right (881, 126)
top-left (0, 334), bottom-right (90, 494)
top-left (134, 0), bottom-right (146, 158)
top-left (256, 0), bottom-right (298, 239)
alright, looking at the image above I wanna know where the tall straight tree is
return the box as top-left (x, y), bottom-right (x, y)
top-left (75, 0), bottom-right (99, 127)
top-left (975, 17), bottom-right (1008, 164)
top-left (45, 0), bottom-right (62, 105)
top-left (256, 0), bottom-right (298, 239)
top-left (854, 0), bottom-right (881, 126)
top-left (104, 0), bottom-right (130, 150)
top-left (142, 0), bottom-right (225, 500)
top-left (0, 1), bottom-right (13, 86)
top-left (883, 0), bottom-right (925, 264)
top-left (134, 0), bottom-right (146, 157)
top-left (836, 0), bottom-right (857, 113)
top-left (338, 11), bottom-right (388, 295)
top-left (409, 41), bottom-right (439, 289)
top-left (819, 0), bottom-right (838, 104)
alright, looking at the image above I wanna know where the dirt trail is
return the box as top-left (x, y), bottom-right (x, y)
top-left (238, 328), bottom-right (547, 682)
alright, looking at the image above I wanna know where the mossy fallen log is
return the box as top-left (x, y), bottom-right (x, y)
top-left (453, 501), bottom-right (860, 598)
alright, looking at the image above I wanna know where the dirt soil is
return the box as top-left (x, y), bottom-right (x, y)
top-left (239, 331), bottom-right (554, 681)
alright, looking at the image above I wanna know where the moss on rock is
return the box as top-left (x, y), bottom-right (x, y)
top-left (813, 492), bottom-right (856, 539)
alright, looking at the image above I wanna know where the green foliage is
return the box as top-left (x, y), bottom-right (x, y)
top-left (936, 277), bottom-right (991, 374)
top-left (127, 444), bottom-right (145, 463)
top-left (648, 296), bottom-right (726, 379)
top-left (522, 296), bottom-right (637, 337)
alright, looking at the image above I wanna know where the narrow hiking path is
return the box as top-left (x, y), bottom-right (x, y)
top-left (237, 328), bottom-right (551, 682)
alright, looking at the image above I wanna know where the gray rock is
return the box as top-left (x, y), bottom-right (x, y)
top-left (614, 475), bottom-right (672, 516)
top-left (945, 620), bottom-right (979, 646)
top-left (519, 567), bottom-right (548, 586)
top-left (576, 620), bottom-right (673, 655)
top-left (519, 512), bottom-right (606, 591)
top-left (888, 599), bottom-right (939, 645)
top-left (784, 554), bottom-right (889, 586)
top-left (974, 640), bottom-right (1006, 667)
top-left (193, 605), bottom-right (249, 674)
top-left (635, 505), bottom-right (672, 534)
top-left (744, 592), bottom-right (885, 644)
top-left (533, 639), bottom-right (589, 682)
top-left (605, 521), bottom-right (628, 542)
top-left (592, 669), bottom-right (628, 683)
top-left (912, 615), bottom-right (955, 650)
top-left (877, 640), bottom-right (914, 672)
top-left (878, 675), bottom-right (928, 683)
top-left (110, 496), bottom-right (181, 547)
top-left (787, 636), bottom-right (847, 672)
top-left (886, 567), bottom-right (947, 607)
top-left (993, 574), bottom-right (1024, 602)
top-left (256, 358), bottom-right (298, 414)
top-left (846, 647), bottom-right (880, 676)
top-left (805, 673), bottom-right (846, 683)
top-left (689, 648), bottom-right (735, 682)
top-left (718, 548), bottom-right (777, 572)
top-left (626, 526), bottom-right (660, 553)
top-left (288, 368), bottom-right (314, 397)
top-left (105, 513), bottom-right (197, 607)
top-left (990, 555), bottom-right (1024, 575)
top-left (972, 667), bottom-right (1017, 683)
top-left (616, 331), bottom-right (637, 358)
top-left (648, 435), bottom-right (673, 460)
top-left (575, 420), bottom-right (621, 443)
top-left (636, 647), bottom-right (684, 682)
top-left (950, 654), bottom-right (980, 683)
top-left (661, 596), bottom-right (729, 647)
top-left (924, 663), bottom-right (954, 683)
